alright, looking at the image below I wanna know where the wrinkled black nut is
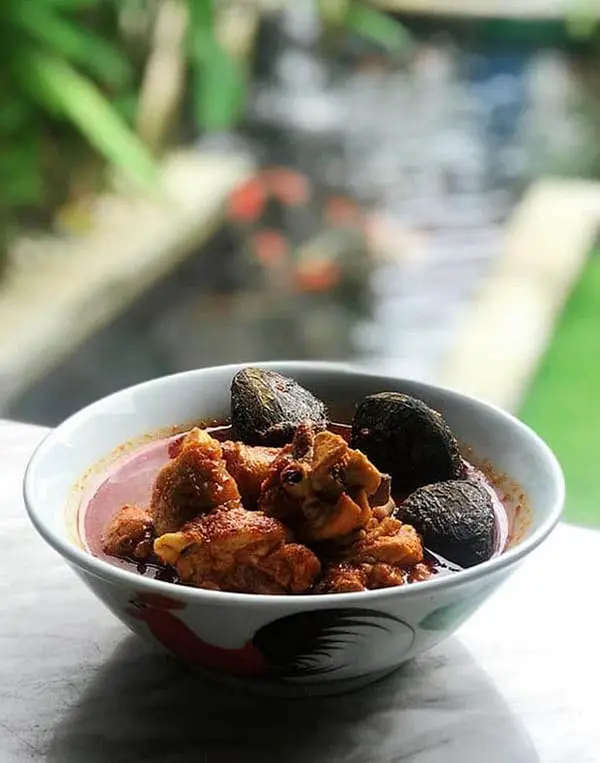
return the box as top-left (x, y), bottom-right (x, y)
top-left (231, 367), bottom-right (328, 446)
top-left (351, 392), bottom-right (464, 496)
top-left (398, 480), bottom-right (496, 568)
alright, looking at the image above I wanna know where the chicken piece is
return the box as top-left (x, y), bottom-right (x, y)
top-left (154, 506), bottom-right (320, 594)
top-left (221, 441), bottom-right (278, 509)
top-left (369, 474), bottom-right (396, 517)
top-left (408, 563), bottom-right (434, 583)
top-left (316, 515), bottom-right (425, 593)
top-left (354, 516), bottom-right (424, 566)
top-left (260, 422), bottom-right (382, 542)
top-left (257, 544), bottom-right (321, 594)
top-left (150, 428), bottom-right (241, 536)
top-left (102, 504), bottom-right (154, 560)
top-left (173, 427), bottom-right (222, 459)
top-left (317, 562), bottom-right (406, 593)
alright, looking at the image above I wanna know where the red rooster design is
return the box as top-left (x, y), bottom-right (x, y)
top-left (127, 593), bottom-right (266, 677)
top-left (127, 594), bottom-right (414, 681)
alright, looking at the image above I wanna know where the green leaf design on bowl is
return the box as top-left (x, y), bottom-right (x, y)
top-left (420, 588), bottom-right (493, 632)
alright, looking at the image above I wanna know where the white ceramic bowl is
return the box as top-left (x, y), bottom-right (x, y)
top-left (23, 362), bottom-right (564, 696)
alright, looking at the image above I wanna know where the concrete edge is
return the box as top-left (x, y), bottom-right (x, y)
top-left (0, 150), bottom-right (253, 406)
top-left (436, 179), bottom-right (600, 411)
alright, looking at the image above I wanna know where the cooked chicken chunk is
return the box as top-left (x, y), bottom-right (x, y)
top-left (408, 563), bottom-right (434, 583)
top-left (369, 474), bottom-right (396, 517)
top-left (317, 562), bottom-right (406, 593)
top-left (102, 504), bottom-right (154, 560)
top-left (150, 428), bottom-right (241, 536)
top-left (353, 516), bottom-right (424, 566)
top-left (260, 422), bottom-right (382, 542)
top-left (316, 515), bottom-right (427, 593)
top-left (221, 441), bottom-right (278, 509)
top-left (154, 506), bottom-right (320, 594)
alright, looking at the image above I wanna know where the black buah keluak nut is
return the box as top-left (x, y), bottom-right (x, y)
top-left (398, 480), bottom-right (496, 568)
top-left (351, 392), bottom-right (464, 497)
top-left (231, 367), bottom-right (328, 446)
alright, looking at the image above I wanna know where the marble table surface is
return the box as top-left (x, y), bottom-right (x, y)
top-left (1, 420), bottom-right (598, 763)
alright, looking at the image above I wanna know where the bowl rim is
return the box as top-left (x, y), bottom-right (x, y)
top-left (23, 361), bottom-right (565, 607)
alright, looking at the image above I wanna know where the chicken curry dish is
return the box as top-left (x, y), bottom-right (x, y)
top-left (82, 368), bottom-right (509, 595)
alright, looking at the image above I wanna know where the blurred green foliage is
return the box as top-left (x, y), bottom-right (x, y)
top-left (0, 0), bottom-right (409, 261)
top-left (520, 249), bottom-right (600, 528)
top-left (190, 0), bottom-right (410, 132)
top-left (319, 0), bottom-right (411, 52)
top-left (1, 0), bottom-right (156, 214)
top-left (566, 0), bottom-right (599, 39)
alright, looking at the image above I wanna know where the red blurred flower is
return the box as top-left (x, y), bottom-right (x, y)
top-left (295, 260), bottom-right (341, 292)
top-left (228, 176), bottom-right (266, 223)
top-left (252, 229), bottom-right (289, 265)
top-left (323, 195), bottom-right (363, 227)
top-left (263, 167), bottom-right (310, 207)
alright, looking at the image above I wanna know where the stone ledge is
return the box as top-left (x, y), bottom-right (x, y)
top-left (0, 150), bottom-right (252, 406)
top-left (437, 179), bottom-right (600, 411)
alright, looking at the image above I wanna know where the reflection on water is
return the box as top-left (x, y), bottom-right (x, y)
top-left (8, 14), bottom-right (600, 425)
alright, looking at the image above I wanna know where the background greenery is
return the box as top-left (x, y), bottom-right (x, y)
top-left (0, 0), bottom-right (408, 263)
top-left (520, 248), bottom-right (600, 528)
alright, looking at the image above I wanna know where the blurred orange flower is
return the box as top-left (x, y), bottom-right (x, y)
top-left (323, 195), bottom-right (363, 227)
top-left (252, 229), bottom-right (289, 265)
top-left (228, 176), bottom-right (266, 223)
top-left (295, 260), bottom-right (341, 292)
top-left (263, 167), bottom-right (310, 206)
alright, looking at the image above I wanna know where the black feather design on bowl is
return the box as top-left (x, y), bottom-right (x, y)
top-left (252, 608), bottom-right (415, 680)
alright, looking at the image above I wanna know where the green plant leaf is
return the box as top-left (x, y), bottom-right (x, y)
top-left (15, 50), bottom-right (159, 188)
top-left (187, 0), bottom-right (246, 131)
top-left (192, 40), bottom-right (246, 131)
top-left (566, 16), bottom-right (598, 39)
top-left (3, 172), bottom-right (44, 208)
top-left (186, 0), bottom-right (214, 29)
top-left (112, 92), bottom-right (139, 123)
top-left (317, 0), bottom-right (351, 27)
top-left (0, 133), bottom-right (44, 206)
top-left (0, 95), bottom-right (34, 133)
top-left (566, 0), bottom-right (598, 39)
top-left (46, 0), bottom-right (100, 8)
top-left (10, 2), bottom-right (130, 87)
top-left (345, 2), bottom-right (411, 53)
